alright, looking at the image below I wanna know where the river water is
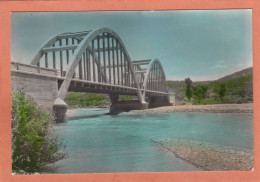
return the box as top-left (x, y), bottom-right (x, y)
top-left (53, 108), bottom-right (253, 174)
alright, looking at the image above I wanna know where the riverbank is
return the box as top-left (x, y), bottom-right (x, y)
top-left (132, 103), bottom-right (253, 114)
top-left (66, 103), bottom-right (253, 117)
top-left (153, 138), bottom-right (254, 171)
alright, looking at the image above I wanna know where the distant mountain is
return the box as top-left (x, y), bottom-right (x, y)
top-left (216, 67), bottom-right (252, 82)
top-left (167, 67), bottom-right (253, 85)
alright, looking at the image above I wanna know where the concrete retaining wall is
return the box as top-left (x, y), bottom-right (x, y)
top-left (11, 62), bottom-right (59, 111)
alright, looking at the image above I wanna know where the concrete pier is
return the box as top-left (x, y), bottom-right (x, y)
top-left (148, 96), bottom-right (173, 108)
top-left (53, 98), bottom-right (68, 123)
top-left (110, 102), bottom-right (149, 114)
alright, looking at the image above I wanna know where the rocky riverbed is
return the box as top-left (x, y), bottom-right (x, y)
top-left (153, 138), bottom-right (254, 171)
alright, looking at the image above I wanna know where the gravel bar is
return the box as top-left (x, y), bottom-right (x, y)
top-left (132, 103), bottom-right (253, 114)
top-left (153, 138), bottom-right (254, 171)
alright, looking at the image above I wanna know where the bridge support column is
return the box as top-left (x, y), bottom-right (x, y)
top-left (109, 94), bottom-right (148, 114)
top-left (109, 94), bottom-right (119, 104)
top-left (148, 95), bottom-right (172, 108)
top-left (110, 102), bottom-right (148, 114)
top-left (53, 97), bottom-right (68, 123)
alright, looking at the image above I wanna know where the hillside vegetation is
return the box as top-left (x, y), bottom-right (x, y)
top-left (193, 74), bottom-right (252, 104)
top-left (167, 67), bottom-right (253, 105)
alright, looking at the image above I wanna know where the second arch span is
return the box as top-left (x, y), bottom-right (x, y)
top-left (31, 28), bottom-right (171, 122)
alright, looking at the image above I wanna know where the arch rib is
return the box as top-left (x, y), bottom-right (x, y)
top-left (31, 31), bottom-right (91, 66)
top-left (142, 58), bottom-right (169, 100)
top-left (54, 28), bottom-right (145, 104)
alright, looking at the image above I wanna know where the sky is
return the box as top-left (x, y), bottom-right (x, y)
top-left (11, 10), bottom-right (252, 81)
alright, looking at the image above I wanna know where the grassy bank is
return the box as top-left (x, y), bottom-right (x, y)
top-left (65, 92), bottom-right (109, 109)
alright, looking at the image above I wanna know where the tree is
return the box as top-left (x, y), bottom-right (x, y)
top-left (218, 83), bottom-right (226, 100)
top-left (185, 78), bottom-right (193, 101)
top-left (192, 85), bottom-right (208, 103)
top-left (238, 87), bottom-right (246, 100)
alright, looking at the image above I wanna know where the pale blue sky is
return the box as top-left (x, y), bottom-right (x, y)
top-left (11, 10), bottom-right (252, 81)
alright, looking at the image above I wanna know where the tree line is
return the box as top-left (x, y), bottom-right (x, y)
top-left (184, 75), bottom-right (251, 104)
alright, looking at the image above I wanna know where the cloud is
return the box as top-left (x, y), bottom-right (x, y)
top-left (236, 63), bottom-right (243, 67)
top-left (210, 62), bottom-right (228, 69)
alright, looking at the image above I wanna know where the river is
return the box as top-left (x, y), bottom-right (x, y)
top-left (53, 108), bottom-right (253, 174)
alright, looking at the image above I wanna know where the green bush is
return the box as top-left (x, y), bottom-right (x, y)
top-left (12, 92), bottom-right (66, 173)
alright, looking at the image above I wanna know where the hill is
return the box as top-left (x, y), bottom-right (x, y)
top-left (216, 67), bottom-right (252, 82)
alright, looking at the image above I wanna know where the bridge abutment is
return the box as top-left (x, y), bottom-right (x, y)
top-left (11, 62), bottom-right (59, 111)
top-left (11, 62), bottom-right (69, 123)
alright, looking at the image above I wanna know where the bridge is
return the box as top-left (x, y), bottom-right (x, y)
top-left (11, 28), bottom-right (171, 122)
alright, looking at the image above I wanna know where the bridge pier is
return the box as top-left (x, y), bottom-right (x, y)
top-left (109, 93), bottom-right (149, 114)
top-left (148, 96), bottom-right (172, 108)
top-left (53, 98), bottom-right (68, 123)
top-left (109, 94), bottom-right (119, 105)
top-left (110, 102), bottom-right (148, 114)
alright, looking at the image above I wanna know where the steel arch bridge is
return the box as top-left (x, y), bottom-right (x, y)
top-left (31, 28), bottom-right (171, 120)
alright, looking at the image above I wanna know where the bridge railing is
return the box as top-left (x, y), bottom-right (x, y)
top-left (11, 61), bottom-right (57, 77)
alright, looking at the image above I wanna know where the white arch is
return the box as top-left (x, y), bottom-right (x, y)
top-left (142, 58), bottom-right (168, 99)
top-left (51, 28), bottom-right (146, 103)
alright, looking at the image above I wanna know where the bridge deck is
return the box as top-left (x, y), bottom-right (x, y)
top-left (11, 63), bottom-right (168, 97)
top-left (66, 78), bottom-right (169, 96)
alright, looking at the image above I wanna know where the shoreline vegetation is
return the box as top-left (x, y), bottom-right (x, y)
top-left (12, 92), bottom-right (67, 174)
